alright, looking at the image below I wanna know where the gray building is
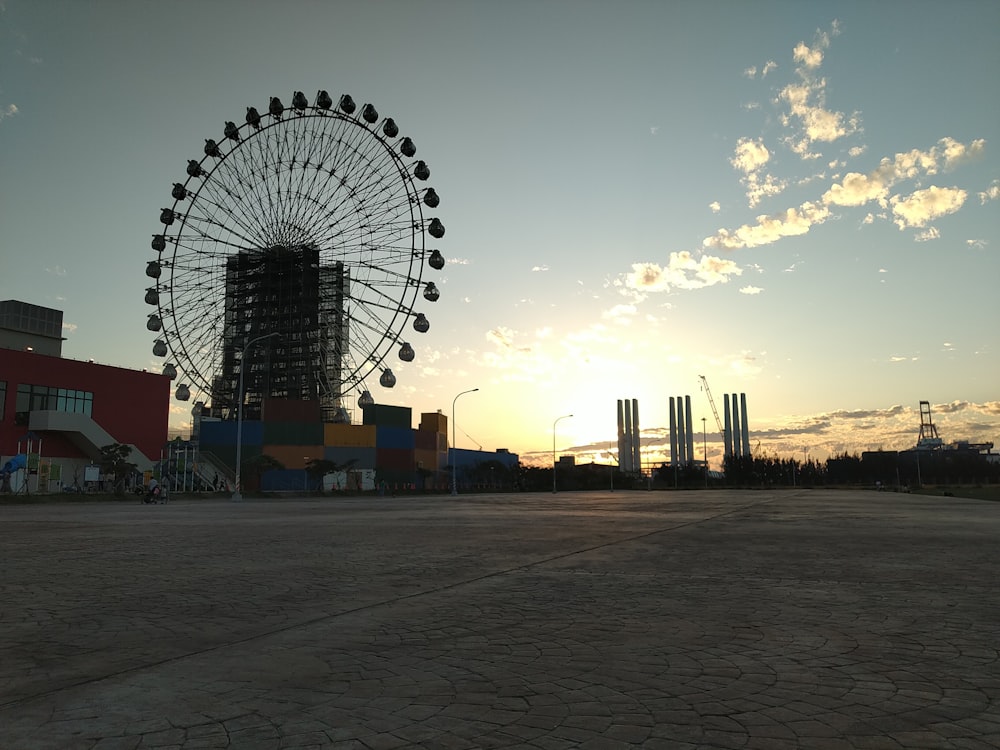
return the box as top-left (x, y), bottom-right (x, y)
top-left (0, 300), bottom-right (65, 357)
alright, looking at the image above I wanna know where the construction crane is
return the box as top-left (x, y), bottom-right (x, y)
top-left (698, 375), bottom-right (725, 441)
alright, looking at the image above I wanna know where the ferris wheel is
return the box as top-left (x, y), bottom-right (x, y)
top-left (143, 90), bottom-right (446, 421)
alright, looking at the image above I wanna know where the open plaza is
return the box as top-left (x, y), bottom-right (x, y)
top-left (1, 489), bottom-right (998, 749)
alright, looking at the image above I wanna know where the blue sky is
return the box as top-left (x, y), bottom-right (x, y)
top-left (1, 0), bottom-right (997, 468)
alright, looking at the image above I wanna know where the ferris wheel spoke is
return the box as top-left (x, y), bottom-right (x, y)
top-left (176, 202), bottom-right (264, 252)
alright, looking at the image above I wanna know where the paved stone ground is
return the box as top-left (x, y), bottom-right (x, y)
top-left (1, 489), bottom-right (998, 749)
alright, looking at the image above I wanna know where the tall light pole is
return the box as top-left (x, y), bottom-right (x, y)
top-left (552, 414), bottom-right (573, 493)
top-left (451, 387), bottom-right (479, 495)
top-left (232, 332), bottom-right (280, 502)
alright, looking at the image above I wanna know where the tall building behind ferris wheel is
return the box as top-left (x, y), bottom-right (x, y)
top-left (210, 246), bottom-right (350, 423)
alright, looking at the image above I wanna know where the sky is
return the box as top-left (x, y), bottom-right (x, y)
top-left (1, 0), bottom-right (998, 469)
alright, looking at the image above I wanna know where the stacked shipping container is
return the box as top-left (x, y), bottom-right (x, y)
top-left (198, 400), bottom-right (509, 492)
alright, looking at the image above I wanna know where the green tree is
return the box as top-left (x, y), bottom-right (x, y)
top-left (305, 457), bottom-right (357, 492)
top-left (99, 443), bottom-right (137, 497)
top-left (241, 453), bottom-right (285, 493)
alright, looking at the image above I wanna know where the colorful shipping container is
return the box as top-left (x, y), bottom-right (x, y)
top-left (261, 444), bottom-right (325, 470)
top-left (262, 421), bottom-right (324, 446)
top-left (419, 411), bottom-right (448, 433)
top-left (362, 403), bottom-right (412, 429)
top-left (376, 425), bottom-right (416, 450)
top-left (323, 423), bottom-right (376, 447)
top-left (323, 446), bottom-right (376, 468)
top-left (261, 398), bottom-right (322, 422)
top-left (376, 447), bottom-right (414, 471)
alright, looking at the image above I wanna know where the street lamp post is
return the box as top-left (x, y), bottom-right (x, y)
top-left (451, 388), bottom-right (479, 495)
top-left (552, 414), bottom-right (573, 493)
top-left (232, 332), bottom-right (280, 502)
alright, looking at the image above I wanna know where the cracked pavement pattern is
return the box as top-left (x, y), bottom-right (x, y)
top-left (1, 489), bottom-right (998, 749)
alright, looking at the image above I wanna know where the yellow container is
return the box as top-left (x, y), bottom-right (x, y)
top-left (324, 423), bottom-right (376, 448)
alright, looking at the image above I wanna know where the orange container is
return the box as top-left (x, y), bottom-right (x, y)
top-left (414, 448), bottom-right (442, 472)
top-left (419, 411), bottom-right (448, 434)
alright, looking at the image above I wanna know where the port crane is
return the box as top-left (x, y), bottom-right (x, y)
top-left (698, 375), bottom-right (725, 442)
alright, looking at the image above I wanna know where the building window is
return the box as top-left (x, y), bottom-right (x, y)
top-left (14, 383), bottom-right (93, 424)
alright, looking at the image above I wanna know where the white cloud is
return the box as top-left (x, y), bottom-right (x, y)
top-left (649, 126), bottom-right (660, 136)
top-left (602, 304), bottom-right (637, 322)
top-left (731, 137), bottom-right (771, 174)
top-left (979, 180), bottom-right (1000, 203)
top-left (939, 136), bottom-right (985, 169)
top-left (0, 103), bottom-right (18, 123)
top-left (709, 201), bottom-right (721, 213)
top-left (890, 185), bottom-right (967, 229)
top-left (914, 226), bottom-right (940, 242)
top-left (624, 252), bottom-right (742, 293)
top-left (823, 170), bottom-right (892, 207)
top-left (703, 202), bottom-right (831, 250)
top-left (730, 351), bottom-right (764, 378)
top-left (966, 239), bottom-right (987, 250)
top-left (486, 326), bottom-right (526, 351)
top-left (62, 322), bottom-right (78, 333)
top-left (792, 40), bottom-right (825, 70)
top-left (730, 137), bottom-right (787, 207)
top-left (707, 137), bottom-right (983, 251)
top-left (779, 24), bottom-right (859, 157)
top-left (531, 265), bottom-right (549, 272)
top-left (743, 61), bottom-right (778, 80)
top-left (739, 286), bottom-right (763, 295)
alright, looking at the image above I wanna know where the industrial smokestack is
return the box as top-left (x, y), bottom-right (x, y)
top-left (669, 396), bottom-right (678, 468)
top-left (740, 392), bottom-right (750, 457)
top-left (731, 393), bottom-right (741, 459)
top-left (723, 394), bottom-right (733, 458)
top-left (676, 395), bottom-right (686, 465)
top-left (623, 399), bottom-right (634, 473)
top-left (631, 399), bottom-right (641, 475)
top-left (685, 395), bottom-right (694, 466)
top-left (617, 399), bottom-right (626, 472)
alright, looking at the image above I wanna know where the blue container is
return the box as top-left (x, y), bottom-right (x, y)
top-left (376, 426), bottom-right (415, 450)
top-left (201, 420), bottom-right (263, 447)
top-left (260, 468), bottom-right (313, 492)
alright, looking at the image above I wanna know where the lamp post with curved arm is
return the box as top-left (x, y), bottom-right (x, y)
top-left (552, 414), bottom-right (573, 493)
top-left (232, 332), bottom-right (280, 502)
top-left (451, 388), bottom-right (479, 495)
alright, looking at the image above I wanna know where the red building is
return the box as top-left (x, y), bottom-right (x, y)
top-left (1, 301), bottom-right (170, 491)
